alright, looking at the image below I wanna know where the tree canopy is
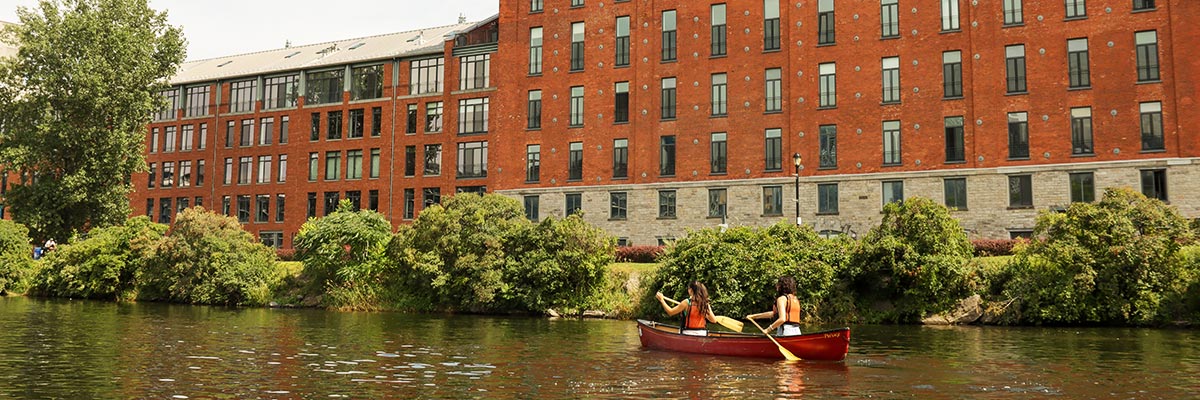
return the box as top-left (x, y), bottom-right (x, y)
top-left (0, 0), bottom-right (186, 241)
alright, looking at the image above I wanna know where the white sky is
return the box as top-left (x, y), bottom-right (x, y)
top-left (1, 0), bottom-right (499, 61)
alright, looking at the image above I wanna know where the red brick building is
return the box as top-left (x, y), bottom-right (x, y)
top-left (491, 0), bottom-right (1199, 244)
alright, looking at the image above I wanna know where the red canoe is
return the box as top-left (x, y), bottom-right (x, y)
top-left (637, 319), bottom-right (850, 361)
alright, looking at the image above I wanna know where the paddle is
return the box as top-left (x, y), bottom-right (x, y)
top-left (748, 318), bottom-right (801, 361)
top-left (662, 297), bottom-right (744, 332)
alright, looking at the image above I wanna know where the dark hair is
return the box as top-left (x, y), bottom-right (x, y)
top-left (688, 281), bottom-right (710, 313)
top-left (776, 276), bottom-right (797, 296)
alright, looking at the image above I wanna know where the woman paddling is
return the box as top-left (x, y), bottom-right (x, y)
top-left (745, 276), bottom-right (803, 336)
top-left (655, 281), bottom-right (718, 336)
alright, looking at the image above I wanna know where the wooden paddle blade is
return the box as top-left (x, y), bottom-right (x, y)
top-left (748, 318), bottom-right (802, 361)
top-left (715, 316), bottom-right (744, 332)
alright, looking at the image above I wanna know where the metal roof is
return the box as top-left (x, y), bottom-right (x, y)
top-left (170, 20), bottom-right (480, 85)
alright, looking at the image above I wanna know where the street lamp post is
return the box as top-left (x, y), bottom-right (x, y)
top-left (792, 153), bottom-right (802, 226)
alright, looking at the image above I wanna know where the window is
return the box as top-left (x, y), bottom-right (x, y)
top-left (308, 153), bottom-right (318, 181)
top-left (763, 186), bottom-right (783, 216)
top-left (945, 116), bottom-right (965, 162)
top-left (425, 101), bottom-right (443, 132)
top-left (346, 191), bottom-right (361, 209)
top-left (148, 162), bottom-right (156, 188)
top-left (711, 4), bottom-right (727, 56)
top-left (660, 136), bottom-right (676, 176)
top-left (1071, 107), bottom-right (1094, 155)
top-left (160, 198), bottom-right (173, 223)
top-left (881, 0), bottom-right (899, 38)
top-left (571, 0), bottom-right (583, 7)
top-left (944, 178), bottom-right (967, 210)
top-left (1003, 0), bottom-right (1023, 25)
top-left (154, 88), bottom-right (178, 121)
top-left (259, 117), bottom-right (273, 145)
top-left (818, 0), bottom-right (835, 45)
top-left (882, 57), bottom-right (901, 103)
top-left (610, 192), bottom-right (628, 220)
top-left (224, 157), bottom-right (233, 185)
top-left (942, 0), bottom-right (960, 31)
top-left (526, 144), bottom-right (540, 182)
top-left (199, 123), bottom-right (208, 149)
top-left (765, 129), bottom-right (782, 171)
top-left (421, 188), bottom-right (442, 209)
top-left (184, 85), bottom-right (210, 118)
top-left (277, 154), bottom-right (287, 183)
top-left (1066, 0), bottom-right (1086, 18)
top-left (323, 192), bottom-right (339, 216)
top-left (708, 189), bottom-right (727, 218)
top-left (764, 0), bottom-right (780, 51)
top-left (405, 145), bottom-right (416, 177)
top-left (569, 142), bottom-right (585, 181)
top-left (371, 107), bottom-right (381, 137)
top-left (1140, 101), bottom-right (1164, 151)
top-left (661, 77), bottom-right (677, 119)
top-left (257, 155), bottom-right (271, 184)
top-left (882, 181), bottom-right (904, 205)
top-left (662, 10), bottom-right (677, 61)
top-left (162, 162), bottom-right (174, 187)
top-left (197, 160), bottom-right (205, 186)
top-left (150, 128), bottom-right (159, 153)
top-left (1006, 45), bottom-right (1027, 93)
top-left (164, 126), bottom-right (176, 152)
top-left (819, 63), bottom-right (836, 107)
top-left (943, 51), bottom-right (963, 97)
top-left (259, 232), bottom-right (284, 249)
top-left (566, 193), bottom-right (583, 216)
top-left (306, 193), bottom-right (316, 219)
top-left (459, 54), bottom-right (490, 90)
top-left (239, 119), bottom-right (253, 147)
top-left (765, 68), bottom-right (782, 112)
top-left (570, 22), bottom-right (585, 72)
top-left (658, 190), bottom-right (677, 218)
top-left (256, 195), bottom-right (269, 223)
top-left (403, 189), bottom-right (415, 219)
top-left (406, 104), bottom-right (418, 133)
top-left (225, 120), bottom-right (237, 147)
top-left (370, 148), bottom-right (381, 179)
top-left (309, 113), bottom-right (320, 141)
top-left (410, 58), bottom-right (444, 95)
top-left (306, 69), bottom-right (344, 105)
top-left (1133, 0), bottom-right (1155, 11)
top-left (529, 27), bottom-right (543, 75)
top-left (146, 199), bottom-right (153, 220)
top-left (883, 120), bottom-right (902, 165)
top-left (818, 183), bottom-right (839, 214)
top-left (612, 82), bottom-right (631, 123)
top-left (1069, 172), bottom-right (1095, 203)
top-left (458, 98), bottom-right (489, 134)
top-left (325, 151), bottom-right (341, 181)
top-left (531, 0), bottom-right (543, 12)
top-left (615, 16), bottom-right (630, 67)
top-left (612, 139), bottom-right (629, 178)
top-left (346, 150), bottom-right (362, 180)
top-left (238, 156), bottom-right (251, 184)
top-left (349, 109), bottom-right (363, 139)
top-left (1008, 175), bottom-right (1033, 207)
top-left (1008, 112), bottom-right (1030, 159)
top-left (711, 73), bottom-right (727, 116)
top-left (710, 133), bottom-right (727, 174)
top-left (352, 64), bottom-right (383, 100)
top-left (1068, 38), bottom-right (1090, 88)
top-left (229, 80), bottom-right (255, 113)
top-left (1140, 169), bottom-right (1167, 201)
top-left (819, 125), bottom-right (837, 168)
top-left (1136, 31), bottom-right (1159, 82)
top-left (456, 141), bottom-right (488, 179)
top-left (527, 90), bottom-right (542, 129)
top-left (424, 144), bottom-right (441, 176)
top-left (524, 196), bottom-right (540, 221)
top-left (569, 86), bottom-right (584, 127)
top-left (263, 74), bottom-right (299, 110)
top-left (327, 111), bottom-right (343, 140)
top-left (237, 195), bottom-right (251, 223)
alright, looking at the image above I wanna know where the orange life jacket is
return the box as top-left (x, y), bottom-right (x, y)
top-left (774, 295), bottom-right (802, 324)
top-left (683, 299), bottom-right (707, 330)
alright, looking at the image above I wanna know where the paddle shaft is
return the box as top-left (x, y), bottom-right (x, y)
top-left (749, 317), bottom-right (801, 361)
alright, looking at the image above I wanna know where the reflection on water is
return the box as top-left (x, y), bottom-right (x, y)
top-left (0, 297), bottom-right (1197, 398)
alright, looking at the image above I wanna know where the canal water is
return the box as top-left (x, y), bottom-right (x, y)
top-left (0, 297), bottom-right (1197, 399)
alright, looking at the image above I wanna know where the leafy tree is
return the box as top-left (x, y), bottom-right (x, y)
top-left (293, 200), bottom-right (393, 304)
top-left (0, 220), bottom-right (35, 295)
top-left (30, 216), bottom-right (166, 301)
top-left (0, 0), bottom-right (186, 241)
top-left (504, 214), bottom-right (614, 312)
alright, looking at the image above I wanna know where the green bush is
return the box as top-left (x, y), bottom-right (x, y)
top-left (0, 220), bottom-right (35, 295)
top-left (142, 208), bottom-right (278, 306)
top-left (504, 214), bottom-right (614, 312)
top-left (30, 217), bottom-right (166, 301)
top-left (844, 197), bottom-right (973, 323)
top-left (294, 200), bottom-right (393, 291)
top-left (1004, 188), bottom-right (1195, 325)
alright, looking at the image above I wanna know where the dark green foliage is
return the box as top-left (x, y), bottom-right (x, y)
top-left (1004, 188), bottom-right (1195, 325)
top-left (504, 215), bottom-right (614, 311)
top-left (0, 220), bottom-right (35, 295)
top-left (30, 217), bottom-right (166, 301)
top-left (142, 208), bottom-right (278, 306)
top-left (293, 200), bottom-right (393, 308)
top-left (844, 197), bottom-right (973, 323)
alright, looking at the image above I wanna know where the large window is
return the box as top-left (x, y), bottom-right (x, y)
top-left (150, 128), bottom-right (159, 154)
top-left (406, 104), bottom-right (418, 133)
top-left (309, 113), bottom-right (319, 141)
top-left (662, 10), bottom-right (677, 62)
top-left (569, 142), bottom-right (583, 181)
top-left (566, 193), bottom-right (582, 216)
top-left (817, 0), bottom-right (835, 45)
top-left (614, 82), bottom-right (629, 123)
top-left (763, 186), bottom-right (783, 216)
top-left (1008, 175), bottom-right (1033, 208)
top-left (819, 63), bottom-right (836, 107)
top-left (277, 154), bottom-right (286, 183)
top-left (660, 136), bottom-right (676, 176)
top-left (180, 125), bottom-right (194, 151)
top-left (1008, 112), bottom-right (1029, 159)
top-left (708, 189), bottom-right (727, 218)
top-left (615, 16), bottom-right (630, 67)
top-left (711, 4), bottom-right (727, 56)
top-left (425, 101), bottom-right (443, 133)
top-left (349, 109), bottom-right (363, 139)
top-left (710, 133), bottom-right (727, 174)
top-left (238, 156), bottom-right (251, 184)
top-left (661, 77), bottom-right (677, 119)
top-left (324, 151), bottom-right (340, 181)
top-left (371, 108), bottom-right (381, 137)
top-left (263, 74), bottom-right (298, 110)
top-left (230, 80), bottom-right (255, 113)
top-left (711, 73), bottom-right (727, 116)
top-left (225, 157), bottom-right (233, 185)
top-left (456, 141), bottom-right (488, 179)
top-left (1003, 0), bottom-right (1024, 25)
top-left (818, 183), bottom-right (838, 214)
top-left (613, 139), bottom-right (629, 178)
top-left (240, 119), bottom-right (253, 147)
top-left (1068, 38), bottom-right (1090, 88)
top-left (1136, 31), bottom-right (1159, 82)
top-left (423, 145), bottom-right (440, 176)
top-left (529, 27), bottom-right (543, 75)
top-left (410, 58), bottom-right (444, 95)
top-left (404, 145), bottom-right (416, 177)
top-left (323, 192), bottom-right (339, 216)
top-left (943, 51), bottom-right (963, 98)
top-left (945, 116), bottom-right (965, 162)
top-left (403, 189), bottom-right (415, 219)
top-left (184, 85), bottom-right (210, 118)
top-left (882, 181), bottom-right (904, 205)
top-left (1069, 172), bottom-right (1095, 203)
top-left (327, 110), bottom-right (342, 140)
top-left (1140, 101), bottom-right (1164, 151)
top-left (764, 0), bottom-right (780, 51)
top-left (458, 98), bottom-right (489, 134)
top-left (1071, 107), bottom-right (1094, 155)
top-left (1140, 169), bottom-right (1167, 201)
top-left (257, 155), bottom-right (271, 184)
top-left (306, 69), bottom-right (344, 105)
top-left (524, 196), bottom-right (540, 221)
top-left (531, 0), bottom-right (543, 12)
top-left (610, 192), bottom-right (629, 220)
top-left (162, 162), bottom-right (174, 187)
top-left (259, 117), bottom-right (274, 145)
top-left (164, 126), bottom-right (177, 152)
top-left (459, 55), bottom-right (490, 90)
top-left (570, 22), bottom-right (585, 72)
top-left (944, 178), bottom-right (967, 210)
top-left (1133, 0), bottom-right (1155, 11)
top-left (765, 129), bottom-right (782, 171)
top-left (569, 86), bottom-right (584, 127)
top-left (765, 68), bottom-right (782, 112)
top-left (882, 57), bottom-right (900, 103)
top-left (881, 0), bottom-right (899, 38)
top-left (942, 0), bottom-right (960, 31)
top-left (659, 190), bottom-right (677, 218)
top-left (346, 150), bottom-right (362, 180)
top-left (154, 88), bottom-right (178, 121)
top-left (237, 195), bottom-right (251, 223)
top-left (256, 195), bottom-right (270, 223)
top-left (197, 160), bottom-right (206, 186)
top-left (526, 144), bottom-right (540, 182)
top-left (423, 188), bottom-right (441, 208)
top-left (160, 198), bottom-right (173, 224)
top-left (1066, 0), bottom-right (1086, 18)
top-left (819, 125), bottom-right (837, 168)
top-left (308, 152), bottom-right (318, 181)
top-left (307, 193), bottom-right (316, 219)
top-left (527, 90), bottom-right (542, 129)
top-left (352, 64), bottom-right (383, 100)
top-left (883, 120), bottom-right (901, 165)
top-left (1006, 45), bottom-right (1027, 93)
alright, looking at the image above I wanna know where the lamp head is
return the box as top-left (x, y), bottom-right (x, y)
top-left (792, 153), bottom-right (802, 167)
